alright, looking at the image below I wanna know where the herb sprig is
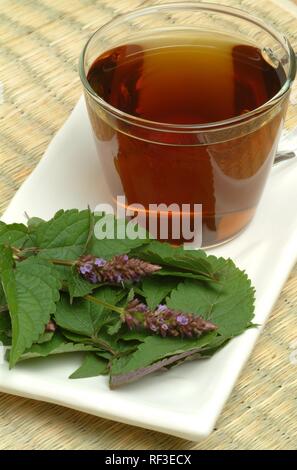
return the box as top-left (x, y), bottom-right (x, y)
top-left (0, 209), bottom-right (255, 388)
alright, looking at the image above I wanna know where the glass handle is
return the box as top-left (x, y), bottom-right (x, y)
top-left (274, 128), bottom-right (297, 165)
top-left (274, 150), bottom-right (296, 165)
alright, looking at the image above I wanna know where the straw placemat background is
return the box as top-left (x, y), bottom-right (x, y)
top-left (1, 0), bottom-right (297, 450)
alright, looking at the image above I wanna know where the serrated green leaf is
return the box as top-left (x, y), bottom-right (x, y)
top-left (34, 209), bottom-right (92, 260)
top-left (10, 333), bottom-right (99, 362)
top-left (54, 295), bottom-right (98, 337)
top-left (0, 246), bottom-right (61, 367)
top-left (54, 287), bottom-right (121, 337)
top-left (62, 328), bottom-right (136, 357)
top-left (69, 353), bottom-right (108, 379)
top-left (131, 241), bottom-right (214, 279)
top-left (95, 328), bottom-right (139, 356)
top-left (88, 214), bottom-right (149, 259)
top-left (167, 257), bottom-right (255, 337)
top-left (110, 349), bottom-right (207, 388)
top-left (127, 288), bottom-right (135, 303)
top-left (141, 277), bottom-right (179, 310)
top-left (97, 351), bottom-right (113, 360)
top-left (37, 331), bottom-right (54, 344)
top-left (27, 217), bottom-right (45, 231)
top-left (153, 269), bottom-right (215, 282)
top-left (121, 330), bottom-right (148, 342)
top-left (0, 210), bottom-right (257, 388)
top-left (111, 332), bottom-right (216, 376)
top-left (199, 336), bottom-right (230, 357)
top-left (60, 329), bottom-right (92, 344)
top-left (0, 222), bottom-right (30, 248)
top-left (106, 319), bottom-right (123, 336)
top-left (66, 267), bottom-right (95, 300)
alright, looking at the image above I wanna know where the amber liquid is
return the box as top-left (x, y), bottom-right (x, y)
top-left (87, 33), bottom-right (287, 246)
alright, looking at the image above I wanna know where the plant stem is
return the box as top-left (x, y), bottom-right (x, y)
top-left (84, 294), bottom-right (124, 315)
top-left (50, 259), bottom-right (75, 267)
top-left (19, 246), bottom-right (40, 254)
top-left (91, 336), bottom-right (117, 356)
top-left (12, 246), bottom-right (76, 267)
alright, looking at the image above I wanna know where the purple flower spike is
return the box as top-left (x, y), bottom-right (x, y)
top-left (124, 300), bottom-right (217, 338)
top-left (149, 324), bottom-right (158, 332)
top-left (94, 258), bottom-right (106, 267)
top-left (176, 314), bottom-right (189, 326)
top-left (156, 305), bottom-right (167, 313)
top-left (89, 273), bottom-right (98, 284)
top-left (79, 264), bottom-right (92, 275)
top-left (77, 254), bottom-right (161, 285)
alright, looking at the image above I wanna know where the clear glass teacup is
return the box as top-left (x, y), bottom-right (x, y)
top-left (79, 2), bottom-right (296, 248)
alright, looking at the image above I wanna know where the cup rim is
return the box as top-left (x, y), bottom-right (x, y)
top-left (79, 1), bottom-right (296, 132)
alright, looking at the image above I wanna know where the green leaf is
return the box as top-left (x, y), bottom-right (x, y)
top-left (153, 269), bottom-right (215, 282)
top-left (121, 330), bottom-right (148, 342)
top-left (107, 320), bottom-right (123, 336)
top-left (199, 336), bottom-right (230, 357)
top-left (27, 216), bottom-right (45, 232)
top-left (127, 288), bottom-right (135, 303)
top-left (54, 287), bottom-right (121, 337)
top-left (167, 257), bottom-right (255, 337)
top-left (36, 331), bottom-right (54, 344)
top-left (69, 353), bottom-right (108, 379)
top-left (110, 332), bottom-right (216, 386)
top-left (88, 214), bottom-right (149, 259)
top-left (61, 328), bottom-right (119, 356)
top-left (66, 267), bottom-right (94, 300)
top-left (95, 329), bottom-right (139, 356)
top-left (34, 209), bottom-right (92, 260)
top-left (10, 333), bottom-right (99, 362)
top-left (110, 349), bottom-right (205, 388)
top-left (60, 329), bottom-right (93, 344)
top-left (106, 319), bottom-right (123, 336)
top-left (0, 222), bottom-right (30, 248)
top-left (111, 332), bottom-right (216, 375)
top-left (54, 295), bottom-right (97, 337)
top-left (0, 210), bottom-right (257, 388)
top-left (131, 241), bottom-right (214, 279)
top-left (141, 277), bottom-right (179, 310)
top-left (0, 246), bottom-right (61, 367)
top-left (62, 328), bottom-right (135, 357)
top-left (97, 350), bottom-right (113, 360)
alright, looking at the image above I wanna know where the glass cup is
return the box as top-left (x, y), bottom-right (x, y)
top-left (79, 2), bottom-right (296, 248)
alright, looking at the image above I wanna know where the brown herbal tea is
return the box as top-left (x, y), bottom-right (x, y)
top-left (86, 33), bottom-right (287, 246)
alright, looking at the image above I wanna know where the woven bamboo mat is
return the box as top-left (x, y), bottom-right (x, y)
top-left (1, 0), bottom-right (297, 450)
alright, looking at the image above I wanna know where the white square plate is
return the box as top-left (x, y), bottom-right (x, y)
top-left (1, 97), bottom-right (297, 441)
